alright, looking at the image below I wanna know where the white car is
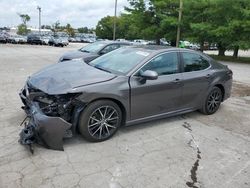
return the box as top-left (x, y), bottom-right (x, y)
top-left (189, 43), bottom-right (200, 50)
top-left (133, 39), bottom-right (149, 45)
top-left (14, 35), bottom-right (27, 44)
top-left (41, 36), bottom-right (50, 45)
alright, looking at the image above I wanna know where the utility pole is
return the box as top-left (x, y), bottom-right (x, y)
top-left (176, 0), bottom-right (183, 47)
top-left (37, 6), bottom-right (41, 35)
top-left (113, 0), bottom-right (118, 41)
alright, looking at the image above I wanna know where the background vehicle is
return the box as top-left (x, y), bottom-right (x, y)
top-left (41, 36), bottom-right (50, 45)
top-left (13, 35), bottom-right (27, 44)
top-left (0, 34), bottom-right (7, 43)
top-left (189, 43), bottom-right (200, 50)
top-left (61, 37), bottom-right (69, 46)
top-left (27, 34), bottom-right (43, 45)
top-left (48, 36), bottom-right (64, 47)
top-left (69, 37), bottom-right (76, 42)
top-left (58, 41), bottom-right (131, 63)
top-left (6, 35), bottom-right (16, 43)
top-left (160, 38), bottom-right (170, 46)
top-left (209, 44), bottom-right (218, 50)
top-left (133, 39), bottom-right (149, 45)
top-left (19, 46), bottom-right (232, 150)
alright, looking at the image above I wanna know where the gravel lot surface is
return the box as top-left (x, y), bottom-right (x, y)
top-left (0, 43), bottom-right (250, 188)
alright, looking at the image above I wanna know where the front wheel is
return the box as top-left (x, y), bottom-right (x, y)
top-left (79, 100), bottom-right (122, 142)
top-left (200, 86), bottom-right (222, 115)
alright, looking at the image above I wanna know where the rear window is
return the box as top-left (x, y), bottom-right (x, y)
top-left (182, 52), bottom-right (210, 72)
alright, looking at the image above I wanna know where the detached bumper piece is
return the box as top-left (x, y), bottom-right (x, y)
top-left (19, 84), bottom-right (72, 152)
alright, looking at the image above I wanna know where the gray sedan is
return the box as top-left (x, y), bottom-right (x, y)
top-left (19, 46), bottom-right (232, 151)
top-left (58, 41), bottom-right (131, 63)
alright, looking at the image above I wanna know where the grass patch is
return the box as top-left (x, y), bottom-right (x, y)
top-left (208, 54), bottom-right (250, 64)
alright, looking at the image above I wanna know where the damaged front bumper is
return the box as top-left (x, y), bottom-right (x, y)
top-left (19, 84), bottom-right (73, 151)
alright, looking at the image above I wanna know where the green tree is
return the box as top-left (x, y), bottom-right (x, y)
top-left (78, 27), bottom-right (89, 33)
top-left (17, 14), bottom-right (30, 35)
top-left (52, 21), bottom-right (60, 35)
top-left (95, 0), bottom-right (250, 54)
top-left (41, 25), bottom-right (52, 29)
top-left (125, 0), bottom-right (161, 42)
top-left (18, 14), bottom-right (30, 25)
top-left (96, 16), bottom-right (116, 39)
top-left (184, 0), bottom-right (250, 56)
top-left (17, 24), bottom-right (30, 35)
top-left (151, 0), bottom-right (180, 45)
top-left (182, 0), bottom-right (213, 51)
top-left (65, 23), bottom-right (75, 37)
top-left (125, 0), bottom-right (180, 44)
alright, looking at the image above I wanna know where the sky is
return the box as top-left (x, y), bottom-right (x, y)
top-left (0, 0), bottom-right (129, 28)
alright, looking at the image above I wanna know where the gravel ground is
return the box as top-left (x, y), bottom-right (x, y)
top-left (0, 43), bottom-right (250, 188)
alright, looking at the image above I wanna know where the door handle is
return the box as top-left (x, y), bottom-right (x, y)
top-left (173, 78), bottom-right (181, 84)
top-left (205, 74), bottom-right (211, 79)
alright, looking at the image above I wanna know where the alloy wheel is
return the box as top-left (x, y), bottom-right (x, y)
top-left (207, 89), bottom-right (222, 113)
top-left (88, 106), bottom-right (119, 140)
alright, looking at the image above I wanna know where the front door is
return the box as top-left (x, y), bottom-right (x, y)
top-left (129, 52), bottom-right (183, 120)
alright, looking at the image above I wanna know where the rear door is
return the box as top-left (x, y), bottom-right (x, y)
top-left (180, 51), bottom-right (212, 109)
top-left (129, 51), bottom-right (183, 120)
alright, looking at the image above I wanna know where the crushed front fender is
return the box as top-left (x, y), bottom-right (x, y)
top-left (19, 102), bottom-right (72, 151)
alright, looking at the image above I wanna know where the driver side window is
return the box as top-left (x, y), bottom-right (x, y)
top-left (101, 44), bottom-right (120, 54)
top-left (141, 52), bottom-right (179, 76)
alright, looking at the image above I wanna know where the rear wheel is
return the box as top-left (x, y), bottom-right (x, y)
top-left (79, 100), bottom-right (122, 142)
top-left (201, 86), bottom-right (222, 115)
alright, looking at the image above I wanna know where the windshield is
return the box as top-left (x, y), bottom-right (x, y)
top-left (89, 47), bottom-right (151, 75)
top-left (79, 42), bottom-right (106, 53)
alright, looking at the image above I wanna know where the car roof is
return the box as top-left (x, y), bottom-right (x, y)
top-left (97, 40), bottom-right (131, 45)
top-left (126, 45), bottom-right (205, 55)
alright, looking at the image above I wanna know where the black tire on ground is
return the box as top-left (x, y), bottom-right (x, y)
top-left (200, 86), bottom-right (222, 115)
top-left (79, 100), bottom-right (122, 142)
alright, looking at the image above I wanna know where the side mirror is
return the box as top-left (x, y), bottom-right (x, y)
top-left (99, 50), bottom-right (108, 55)
top-left (99, 51), bottom-right (105, 55)
top-left (140, 70), bottom-right (158, 80)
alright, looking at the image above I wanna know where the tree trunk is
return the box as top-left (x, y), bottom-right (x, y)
top-left (156, 38), bottom-right (160, 45)
top-left (218, 43), bottom-right (226, 56)
top-left (218, 48), bottom-right (226, 56)
top-left (233, 46), bottom-right (239, 58)
top-left (199, 42), bottom-right (204, 52)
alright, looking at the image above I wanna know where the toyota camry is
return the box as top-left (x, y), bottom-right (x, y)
top-left (19, 46), bottom-right (232, 151)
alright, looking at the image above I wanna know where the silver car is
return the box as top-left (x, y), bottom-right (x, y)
top-left (19, 46), bottom-right (232, 151)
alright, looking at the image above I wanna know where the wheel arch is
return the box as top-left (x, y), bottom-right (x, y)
top-left (88, 98), bottom-right (127, 126)
top-left (75, 97), bottom-right (127, 132)
top-left (214, 84), bottom-right (225, 101)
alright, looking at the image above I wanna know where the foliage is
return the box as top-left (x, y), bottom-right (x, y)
top-left (41, 25), bottom-right (52, 30)
top-left (95, 0), bottom-right (250, 57)
top-left (17, 14), bottom-right (30, 35)
top-left (17, 24), bottom-right (30, 35)
top-left (78, 27), bottom-right (89, 33)
top-left (18, 14), bottom-right (30, 25)
top-left (96, 16), bottom-right (116, 39)
top-left (52, 21), bottom-right (60, 33)
top-left (65, 23), bottom-right (75, 37)
top-left (183, 0), bottom-right (250, 56)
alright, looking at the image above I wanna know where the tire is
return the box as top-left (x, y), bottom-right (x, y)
top-left (79, 100), bottom-right (122, 142)
top-left (200, 86), bottom-right (222, 115)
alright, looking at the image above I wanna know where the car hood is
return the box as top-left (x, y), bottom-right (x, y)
top-left (60, 50), bottom-right (98, 61)
top-left (28, 60), bottom-right (116, 95)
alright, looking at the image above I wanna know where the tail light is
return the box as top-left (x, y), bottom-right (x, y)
top-left (227, 69), bottom-right (233, 77)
